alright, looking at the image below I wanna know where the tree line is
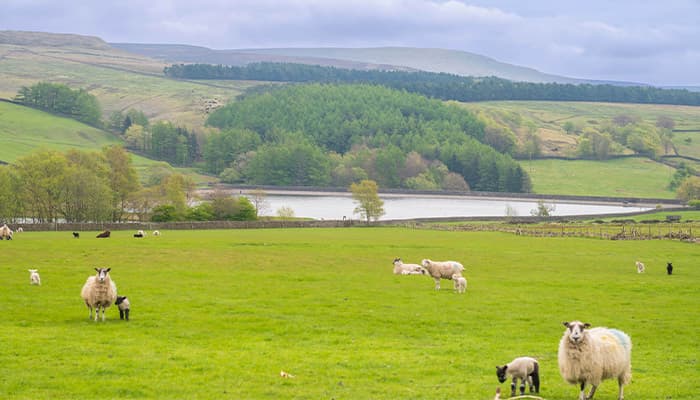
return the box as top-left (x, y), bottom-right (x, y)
top-left (0, 147), bottom-right (255, 223)
top-left (15, 82), bottom-right (102, 126)
top-left (164, 62), bottom-right (700, 106)
top-left (205, 84), bottom-right (530, 192)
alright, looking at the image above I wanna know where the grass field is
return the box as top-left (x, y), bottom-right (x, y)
top-left (520, 157), bottom-right (677, 198)
top-left (1, 228), bottom-right (697, 399)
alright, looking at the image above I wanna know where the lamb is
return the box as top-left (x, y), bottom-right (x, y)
top-left (635, 261), bottom-right (645, 273)
top-left (153, 230), bottom-right (160, 236)
top-left (115, 296), bottom-right (130, 321)
top-left (393, 258), bottom-right (426, 275)
top-left (133, 232), bottom-right (144, 238)
top-left (667, 262), bottom-right (673, 275)
top-left (72, 232), bottom-right (80, 238)
top-left (80, 267), bottom-right (118, 322)
top-left (96, 230), bottom-right (111, 238)
top-left (452, 273), bottom-right (467, 293)
top-left (558, 321), bottom-right (632, 400)
top-left (496, 356), bottom-right (540, 397)
top-left (1, 224), bottom-right (13, 240)
top-left (16, 227), bottom-right (23, 233)
top-left (28, 269), bottom-right (41, 286)
top-left (420, 259), bottom-right (464, 290)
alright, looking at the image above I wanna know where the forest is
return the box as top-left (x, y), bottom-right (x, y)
top-left (205, 84), bottom-right (530, 192)
top-left (164, 62), bottom-right (700, 106)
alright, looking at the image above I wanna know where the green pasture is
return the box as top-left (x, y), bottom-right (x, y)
top-left (1, 228), bottom-right (697, 399)
top-left (520, 158), bottom-right (677, 199)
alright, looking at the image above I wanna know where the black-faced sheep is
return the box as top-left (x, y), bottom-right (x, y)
top-left (452, 273), bottom-right (467, 293)
top-left (72, 232), bottom-right (80, 238)
top-left (28, 269), bottom-right (41, 286)
top-left (16, 227), bottom-right (23, 233)
top-left (667, 262), bottom-right (673, 275)
top-left (115, 296), bottom-right (130, 321)
top-left (80, 268), bottom-right (118, 322)
top-left (420, 259), bottom-right (464, 290)
top-left (635, 260), bottom-right (645, 273)
top-left (133, 232), bottom-right (144, 238)
top-left (1, 224), bottom-right (13, 240)
top-left (496, 356), bottom-right (540, 397)
top-left (392, 258), bottom-right (426, 275)
top-left (558, 321), bottom-right (632, 400)
top-left (96, 230), bottom-right (111, 238)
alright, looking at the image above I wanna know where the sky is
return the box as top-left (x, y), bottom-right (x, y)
top-left (3, 0), bottom-right (699, 86)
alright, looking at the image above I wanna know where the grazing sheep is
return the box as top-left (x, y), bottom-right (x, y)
top-left (667, 262), bottom-right (673, 275)
top-left (133, 232), bottom-right (144, 238)
top-left (393, 258), bottom-right (426, 275)
top-left (1, 224), bottom-right (13, 240)
top-left (420, 259), bottom-right (464, 290)
top-left (558, 321), bottom-right (632, 400)
top-left (452, 273), bottom-right (467, 293)
top-left (80, 268), bottom-right (118, 322)
top-left (496, 356), bottom-right (540, 397)
top-left (96, 230), bottom-right (111, 238)
top-left (16, 227), bottom-right (23, 233)
top-left (115, 296), bottom-right (130, 321)
top-left (28, 269), bottom-right (41, 286)
top-left (72, 232), bottom-right (80, 238)
top-left (153, 230), bottom-right (160, 236)
top-left (635, 261), bottom-right (645, 273)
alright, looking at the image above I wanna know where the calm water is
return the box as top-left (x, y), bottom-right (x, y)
top-left (255, 193), bottom-right (651, 220)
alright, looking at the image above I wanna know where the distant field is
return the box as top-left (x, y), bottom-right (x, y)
top-left (520, 157), bottom-right (677, 199)
top-left (0, 228), bottom-right (697, 399)
top-left (0, 44), bottom-right (254, 130)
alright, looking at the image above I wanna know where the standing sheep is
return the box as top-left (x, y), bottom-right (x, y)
top-left (115, 296), bottom-right (130, 321)
top-left (496, 356), bottom-right (540, 397)
top-left (80, 268), bottom-right (118, 322)
top-left (452, 273), bottom-right (467, 293)
top-left (635, 261), bottom-right (645, 273)
top-left (392, 258), bottom-right (426, 275)
top-left (666, 262), bottom-right (673, 275)
top-left (153, 230), bottom-right (161, 236)
top-left (558, 321), bottom-right (632, 400)
top-left (28, 269), bottom-right (41, 285)
top-left (420, 259), bottom-right (464, 290)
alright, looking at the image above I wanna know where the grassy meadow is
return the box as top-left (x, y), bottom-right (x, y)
top-left (519, 157), bottom-right (677, 198)
top-left (1, 228), bottom-right (697, 399)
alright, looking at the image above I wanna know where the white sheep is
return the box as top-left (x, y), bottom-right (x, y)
top-left (393, 257), bottom-right (426, 275)
top-left (558, 321), bottom-right (632, 400)
top-left (420, 259), bottom-right (464, 290)
top-left (28, 269), bottom-right (41, 285)
top-left (153, 230), bottom-right (160, 236)
top-left (452, 273), bottom-right (467, 293)
top-left (80, 268), bottom-right (118, 322)
top-left (496, 356), bottom-right (540, 397)
top-left (0, 224), bottom-right (13, 240)
top-left (116, 296), bottom-right (130, 321)
top-left (635, 261), bottom-right (645, 273)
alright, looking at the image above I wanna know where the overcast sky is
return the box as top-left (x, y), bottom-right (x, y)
top-left (3, 0), bottom-right (699, 86)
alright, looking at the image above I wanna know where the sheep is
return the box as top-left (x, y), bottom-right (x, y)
top-left (28, 269), bottom-right (41, 286)
top-left (558, 321), bottom-right (632, 400)
top-left (80, 267), bottom-right (118, 322)
top-left (115, 296), bottom-right (130, 321)
top-left (153, 230), bottom-right (160, 236)
top-left (133, 232), bottom-right (144, 238)
top-left (496, 356), bottom-right (540, 397)
top-left (452, 273), bottom-right (467, 293)
top-left (635, 261), bottom-right (645, 273)
top-left (666, 262), bottom-right (673, 275)
top-left (420, 259), bottom-right (464, 290)
top-left (96, 230), bottom-right (111, 238)
top-left (16, 227), bottom-right (23, 233)
top-left (72, 232), bottom-right (80, 238)
top-left (1, 224), bottom-right (13, 240)
top-left (393, 257), bottom-right (426, 275)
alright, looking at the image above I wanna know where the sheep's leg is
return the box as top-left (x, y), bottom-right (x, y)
top-left (120, 309), bottom-right (125, 320)
top-left (518, 378), bottom-right (526, 396)
top-left (579, 383), bottom-right (587, 400)
top-left (94, 306), bottom-right (99, 321)
top-left (101, 306), bottom-right (106, 322)
top-left (125, 309), bottom-right (129, 321)
top-left (434, 277), bottom-right (441, 290)
top-left (586, 384), bottom-right (598, 400)
top-left (510, 378), bottom-right (517, 397)
top-left (617, 382), bottom-right (624, 400)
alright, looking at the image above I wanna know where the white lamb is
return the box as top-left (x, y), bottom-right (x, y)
top-left (452, 273), bottom-right (467, 293)
top-left (635, 261), bottom-right (645, 273)
top-left (558, 321), bottom-right (632, 400)
top-left (421, 259), bottom-right (464, 290)
top-left (80, 267), bottom-right (118, 322)
top-left (28, 269), bottom-right (41, 285)
top-left (393, 258), bottom-right (426, 275)
top-left (153, 230), bottom-right (160, 236)
top-left (496, 356), bottom-right (540, 397)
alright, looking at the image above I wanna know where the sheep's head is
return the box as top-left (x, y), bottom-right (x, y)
top-left (116, 296), bottom-right (127, 305)
top-left (495, 365), bottom-right (508, 383)
top-left (563, 321), bottom-right (590, 344)
top-left (452, 273), bottom-right (462, 280)
top-left (421, 259), bottom-right (431, 268)
top-left (28, 269), bottom-right (38, 274)
top-left (393, 258), bottom-right (402, 265)
top-left (94, 267), bottom-right (111, 283)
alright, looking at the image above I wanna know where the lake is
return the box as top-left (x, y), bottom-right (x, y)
top-left (252, 192), bottom-right (653, 220)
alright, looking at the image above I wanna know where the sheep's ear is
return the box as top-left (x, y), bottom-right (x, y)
top-left (94, 268), bottom-right (99, 272)
top-left (583, 323), bottom-right (591, 328)
top-left (563, 321), bottom-right (570, 327)
top-left (106, 268), bottom-right (111, 272)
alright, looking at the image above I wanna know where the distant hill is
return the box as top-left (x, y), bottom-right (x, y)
top-left (112, 43), bottom-right (644, 85)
